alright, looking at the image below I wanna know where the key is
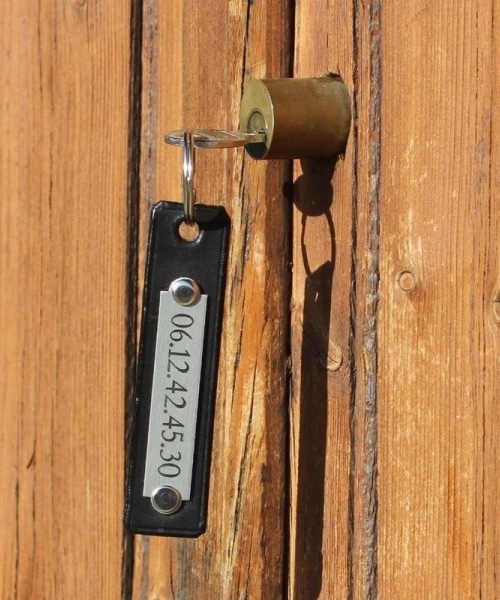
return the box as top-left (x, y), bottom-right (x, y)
top-left (165, 128), bottom-right (266, 149)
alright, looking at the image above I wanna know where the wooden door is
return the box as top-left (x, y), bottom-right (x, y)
top-left (1, 1), bottom-right (498, 599)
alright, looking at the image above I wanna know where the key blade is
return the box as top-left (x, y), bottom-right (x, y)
top-left (165, 129), bottom-right (266, 149)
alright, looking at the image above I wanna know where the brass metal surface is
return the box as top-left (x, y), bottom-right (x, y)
top-left (239, 75), bottom-right (351, 159)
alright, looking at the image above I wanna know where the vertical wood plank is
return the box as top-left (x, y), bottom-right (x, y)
top-left (133, 1), bottom-right (293, 598)
top-left (378, 0), bottom-right (500, 597)
top-left (0, 1), bottom-right (131, 598)
top-left (290, 1), bottom-right (379, 598)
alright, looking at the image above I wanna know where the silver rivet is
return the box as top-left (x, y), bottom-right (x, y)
top-left (169, 277), bottom-right (201, 306)
top-left (151, 486), bottom-right (183, 515)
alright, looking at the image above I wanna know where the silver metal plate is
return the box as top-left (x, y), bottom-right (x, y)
top-left (143, 289), bottom-right (207, 500)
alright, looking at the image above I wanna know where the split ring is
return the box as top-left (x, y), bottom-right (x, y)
top-left (182, 130), bottom-right (195, 224)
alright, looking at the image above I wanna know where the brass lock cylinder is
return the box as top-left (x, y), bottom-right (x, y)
top-left (239, 75), bottom-right (351, 160)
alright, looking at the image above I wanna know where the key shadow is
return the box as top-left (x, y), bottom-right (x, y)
top-left (289, 158), bottom-right (337, 599)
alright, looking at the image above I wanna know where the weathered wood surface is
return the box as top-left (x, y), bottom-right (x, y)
top-left (378, 1), bottom-right (500, 597)
top-left (0, 1), bottom-right (131, 598)
top-left (292, 0), bottom-right (500, 598)
top-left (290, 1), bottom-right (356, 599)
top-left (131, 1), bottom-right (292, 598)
top-left (2, 0), bottom-right (499, 598)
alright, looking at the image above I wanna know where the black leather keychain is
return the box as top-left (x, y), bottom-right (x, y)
top-left (125, 133), bottom-right (230, 537)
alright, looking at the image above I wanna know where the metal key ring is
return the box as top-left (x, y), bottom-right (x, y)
top-left (182, 130), bottom-right (195, 224)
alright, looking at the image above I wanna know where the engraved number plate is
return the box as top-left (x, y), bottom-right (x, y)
top-left (143, 289), bottom-right (207, 500)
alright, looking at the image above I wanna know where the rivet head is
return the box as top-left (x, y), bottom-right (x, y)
top-left (170, 277), bottom-right (201, 306)
top-left (151, 486), bottom-right (183, 515)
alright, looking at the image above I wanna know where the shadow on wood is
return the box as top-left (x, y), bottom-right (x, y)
top-left (291, 158), bottom-right (338, 599)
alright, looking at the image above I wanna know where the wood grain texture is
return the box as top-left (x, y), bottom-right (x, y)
top-left (291, 0), bottom-right (383, 597)
top-left (0, 1), bottom-right (131, 598)
top-left (3, 0), bottom-right (496, 597)
top-left (290, 1), bottom-right (357, 599)
top-left (132, 1), bottom-right (293, 598)
top-left (349, 1), bottom-right (383, 597)
top-left (292, 0), bottom-right (500, 599)
top-left (378, 0), bottom-right (500, 597)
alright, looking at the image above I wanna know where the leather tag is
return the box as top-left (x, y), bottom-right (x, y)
top-left (125, 201), bottom-right (230, 537)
